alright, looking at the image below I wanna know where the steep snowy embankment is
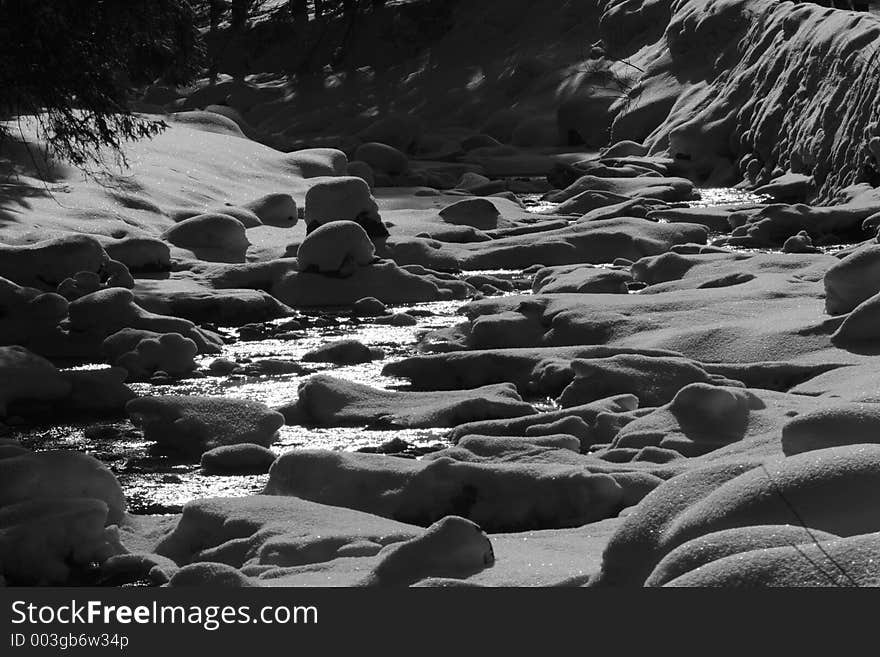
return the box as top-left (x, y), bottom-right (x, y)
top-left (609, 0), bottom-right (880, 199)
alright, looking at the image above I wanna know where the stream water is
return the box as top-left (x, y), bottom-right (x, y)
top-left (9, 187), bottom-right (770, 514)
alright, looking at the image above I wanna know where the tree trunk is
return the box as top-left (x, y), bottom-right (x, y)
top-left (208, 0), bottom-right (224, 83)
top-left (290, 0), bottom-right (308, 20)
top-left (209, 0), bottom-right (224, 31)
top-left (231, 0), bottom-right (251, 31)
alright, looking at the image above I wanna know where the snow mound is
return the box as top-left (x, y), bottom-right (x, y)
top-left (353, 142), bottom-right (409, 175)
top-left (303, 177), bottom-right (381, 233)
top-left (280, 375), bottom-right (537, 428)
top-left (361, 516), bottom-right (494, 586)
top-left (103, 329), bottom-right (197, 380)
top-left (274, 259), bottom-right (472, 307)
top-left (0, 450), bottom-right (126, 524)
top-left (242, 193), bottom-right (298, 227)
top-left (665, 531), bottom-right (880, 587)
top-left (302, 339), bottom-right (384, 365)
top-left (201, 444), bottom-right (277, 475)
top-left (0, 234), bottom-right (108, 290)
top-left (558, 354), bottom-right (737, 408)
top-left (295, 220), bottom-right (375, 275)
top-left (0, 346), bottom-right (71, 416)
top-left (782, 403), bottom-right (880, 455)
top-left (161, 213), bottom-right (250, 263)
top-left (595, 444), bottom-right (880, 586)
top-left (126, 395), bottom-right (284, 456)
top-left (265, 449), bottom-right (625, 531)
top-left (155, 495), bottom-right (419, 567)
top-left (68, 288), bottom-right (222, 355)
top-left (0, 498), bottom-right (124, 585)
top-left (645, 524), bottom-right (839, 587)
top-left (532, 265), bottom-right (631, 294)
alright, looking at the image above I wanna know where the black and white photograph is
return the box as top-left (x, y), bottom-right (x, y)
top-left (2, 0), bottom-right (880, 630)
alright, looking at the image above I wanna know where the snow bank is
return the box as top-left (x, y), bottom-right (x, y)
top-left (611, 0), bottom-right (880, 199)
top-left (593, 444), bottom-right (880, 586)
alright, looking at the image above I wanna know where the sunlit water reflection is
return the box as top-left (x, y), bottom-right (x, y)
top-left (688, 187), bottom-right (769, 207)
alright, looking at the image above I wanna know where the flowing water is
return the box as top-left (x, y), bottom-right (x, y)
top-left (9, 187), bottom-right (772, 514)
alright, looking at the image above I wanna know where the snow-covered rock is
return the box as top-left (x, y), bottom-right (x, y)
top-left (103, 329), bottom-right (197, 380)
top-left (0, 450), bottom-right (126, 524)
top-left (201, 444), bottom-right (277, 475)
top-left (0, 234), bottom-right (108, 290)
top-left (265, 449), bottom-right (626, 531)
top-left (295, 221), bottom-right (375, 275)
top-left (353, 142), bottom-right (409, 175)
top-left (302, 339), bottom-right (384, 365)
top-left (0, 498), bottom-right (124, 585)
top-left (126, 395), bottom-right (284, 456)
top-left (242, 193), bottom-right (298, 227)
top-left (0, 346), bottom-right (70, 416)
top-left (161, 213), bottom-right (250, 263)
top-left (280, 375), bottom-right (536, 428)
top-left (303, 177), bottom-right (384, 237)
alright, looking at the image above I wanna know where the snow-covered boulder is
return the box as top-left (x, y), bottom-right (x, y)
top-left (824, 245), bottom-right (880, 315)
top-left (281, 375), bottom-right (536, 428)
top-left (0, 498), bottom-right (124, 585)
top-left (558, 355), bottom-right (731, 408)
top-left (265, 449), bottom-right (625, 532)
top-left (0, 234), bottom-right (108, 290)
top-left (664, 532), bottom-right (880, 587)
top-left (68, 288), bottom-right (222, 353)
top-left (346, 160), bottom-right (375, 189)
top-left (242, 193), bottom-right (298, 227)
top-left (201, 444), bottom-right (277, 475)
top-left (295, 220), bottom-right (375, 275)
top-left (304, 177), bottom-right (384, 236)
top-left (645, 525), bottom-right (839, 587)
top-left (161, 213), bottom-right (250, 263)
top-left (438, 198), bottom-right (502, 230)
top-left (0, 346), bottom-right (71, 416)
top-left (103, 236), bottom-right (171, 272)
top-left (281, 148), bottom-right (348, 178)
top-left (0, 278), bottom-right (68, 347)
top-left (360, 516), bottom-right (494, 586)
top-left (155, 495), bottom-right (419, 567)
top-left (0, 450), bottom-right (126, 524)
top-left (782, 403), bottom-right (880, 456)
top-left (103, 329), bottom-right (197, 380)
top-left (126, 395), bottom-right (284, 456)
top-left (595, 444), bottom-right (880, 587)
top-left (353, 142), bottom-right (409, 175)
top-left (302, 339), bottom-right (384, 365)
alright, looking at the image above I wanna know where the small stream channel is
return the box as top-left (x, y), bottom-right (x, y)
top-left (10, 187), bottom-right (771, 514)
